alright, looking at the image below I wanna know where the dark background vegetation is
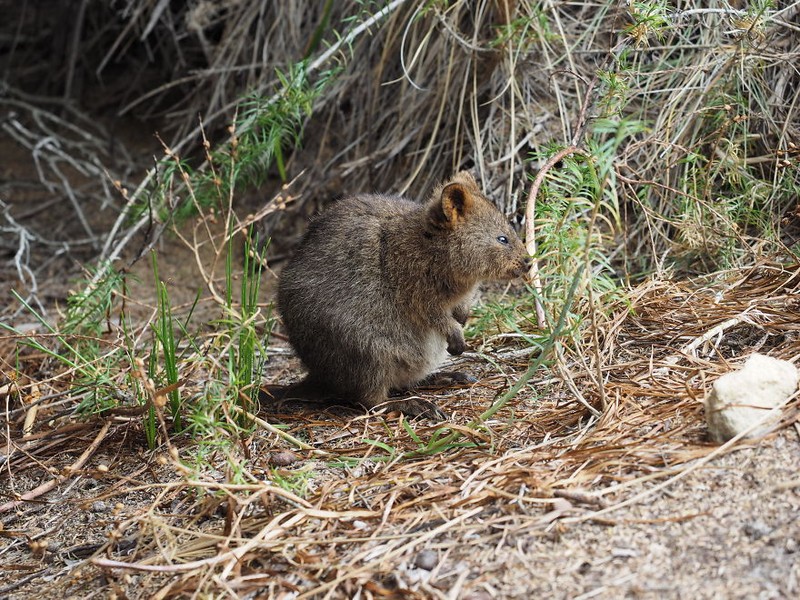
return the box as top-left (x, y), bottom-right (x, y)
top-left (2, 1), bottom-right (800, 316)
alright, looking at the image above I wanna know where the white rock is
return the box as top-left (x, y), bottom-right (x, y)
top-left (705, 353), bottom-right (798, 443)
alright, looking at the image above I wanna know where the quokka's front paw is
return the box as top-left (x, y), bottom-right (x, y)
top-left (447, 332), bottom-right (467, 355)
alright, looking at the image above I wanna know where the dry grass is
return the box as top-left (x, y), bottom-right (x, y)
top-left (2, 255), bottom-right (799, 597)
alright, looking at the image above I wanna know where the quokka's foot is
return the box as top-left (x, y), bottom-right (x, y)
top-left (416, 371), bottom-right (478, 388)
top-left (371, 397), bottom-right (448, 421)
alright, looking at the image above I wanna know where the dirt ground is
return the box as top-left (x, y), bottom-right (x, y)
top-left (2, 369), bottom-right (798, 599)
top-left (2, 263), bottom-right (799, 599)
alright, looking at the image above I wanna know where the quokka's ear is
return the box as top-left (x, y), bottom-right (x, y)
top-left (453, 170), bottom-right (478, 187)
top-left (429, 182), bottom-right (474, 228)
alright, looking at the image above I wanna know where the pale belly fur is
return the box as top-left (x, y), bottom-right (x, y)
top-left (387, 330), bottom-right (448, 390)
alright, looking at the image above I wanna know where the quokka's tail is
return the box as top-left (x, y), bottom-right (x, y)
top-left (258, 376), bottom-right (329, 403)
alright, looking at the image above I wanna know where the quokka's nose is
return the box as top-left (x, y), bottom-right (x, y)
top-left (512, 256), bottom-right (533, 278)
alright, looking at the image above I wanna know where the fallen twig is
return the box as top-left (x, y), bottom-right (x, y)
top-left (0, 419), bottom-right (111, 513)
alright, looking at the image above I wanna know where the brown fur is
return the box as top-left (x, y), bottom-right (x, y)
top-left (274, 172), bottom-right (530, 418)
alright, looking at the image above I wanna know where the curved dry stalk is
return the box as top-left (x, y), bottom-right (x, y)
top-left (524, 145), bottom-right (581, 330)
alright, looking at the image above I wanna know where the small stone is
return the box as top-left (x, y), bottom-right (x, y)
top-left (705, 353), bottom-right (798, 443)
top-left (269, 451), bottom-right (300, 466)
top-left (462, 593), bottom-right (493, 600)
top-left (551, 498), bottom-right (572, 513)
top-left (90, 501), bottom-right (108, 513)
top-left (743, 519), bottom-right (771, 540)
top-left (413, 549), bottom-right (438, 571)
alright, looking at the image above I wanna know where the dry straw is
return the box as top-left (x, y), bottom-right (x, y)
top-left (3, 257), bottom-right (799, 595)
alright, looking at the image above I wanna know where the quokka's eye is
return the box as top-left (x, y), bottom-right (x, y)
top-left (497, 235), bottom-right (509, 245)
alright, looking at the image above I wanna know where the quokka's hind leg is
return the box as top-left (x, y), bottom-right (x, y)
top-left (261, 377), bottom-right (448, 420)
top-left (357, 386), bottom-right (447, 421)
top-left (389, 397), bottom-right (447, 420)
top-left (374, 396), bottom-right (448, 420)
top-left (412, 371), bottom-right (478, 388)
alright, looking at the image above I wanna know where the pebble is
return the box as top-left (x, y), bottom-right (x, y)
top-left (462, 592), bottom-right (493, 600)
top-left (743, 519), bottom-right (771, 540)
top-left (413, 549), bottom-right (438, 571)
top-left (269, 451), bottom-right (300, 466)
top-left (705, 353), bottom-right (799, 442)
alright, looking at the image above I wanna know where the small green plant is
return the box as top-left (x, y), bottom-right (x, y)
top-left (5, 273), bottom-right (130, 416)
top-left (399, 418), bottom-right (479, 457)
top-left (596, 70), bottom-right (633, 118)
top-left (163, 65), bottom-right (318, 222)
top-left (62, 264), bottom-right (125, 338)
top-left (225, 228), bottom-right (271, 418)
top-left (532, 144), bottom-right (623, 332)
top-left (149, 11), bottom-right (355, 224)
top-left (150, 253), bottom-right (182, 431)
top-left (491, 9), bottom-right (555, 49)
top-left (625, 1), bottom-right (671, 47)
top-left (465, 298), bottom-right (529, 343)
top-left (270, 467), bottom-right (315, 498)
